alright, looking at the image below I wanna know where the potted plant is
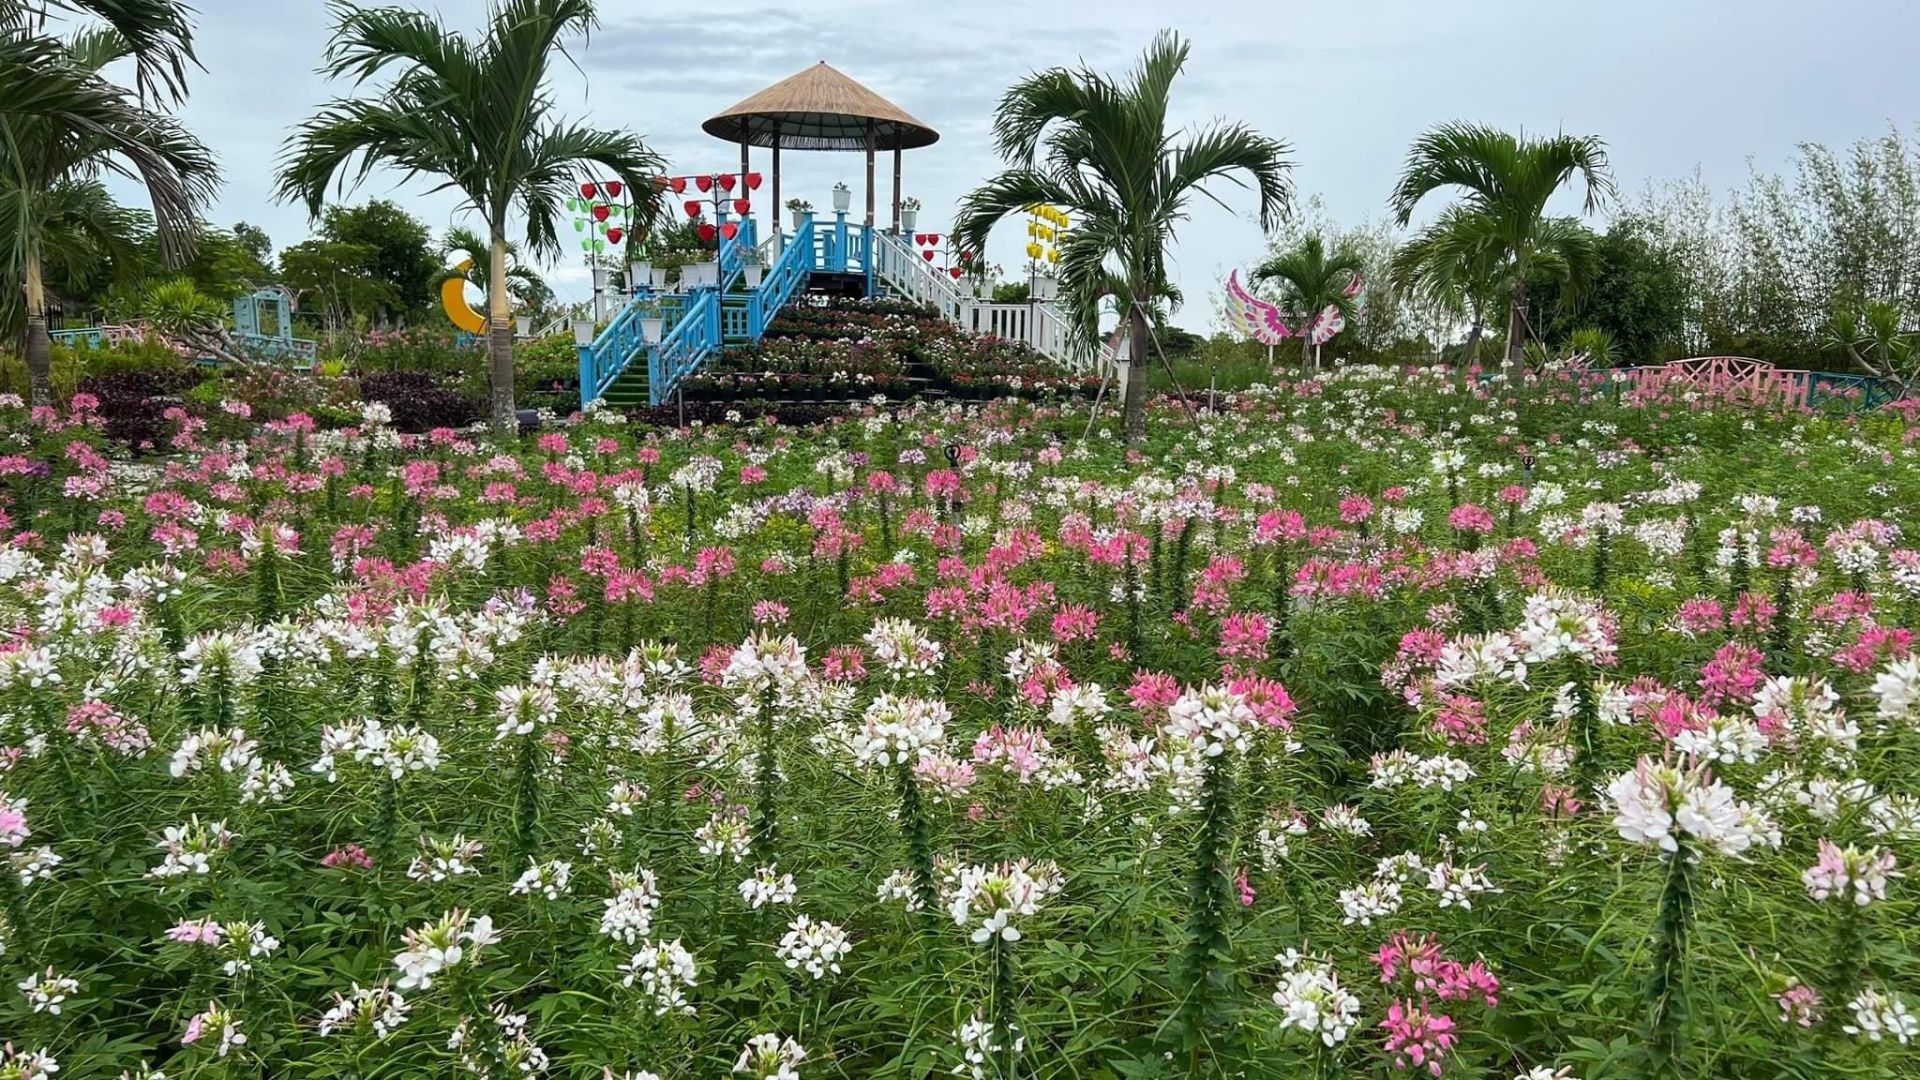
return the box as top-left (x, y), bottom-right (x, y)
top-left (743, 255), bottom-right (765, 289)
top-left (786, 198), bottom-right (813, 231)
top-left (636, 299), bottom-right (665, 345)
top-left (831, 182), bottom-right (852, 214)
top-left (900, 196), bottom-right (921, 233)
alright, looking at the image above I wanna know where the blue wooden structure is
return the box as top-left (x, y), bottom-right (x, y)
top-left (578, 208), bottom-right (897, 407)
top-left (230, 287), bottom-right (319, 367)
top-left (49, 286), bottom-right (317, 368)
top-left (580, 61), bottom-right (948, 409)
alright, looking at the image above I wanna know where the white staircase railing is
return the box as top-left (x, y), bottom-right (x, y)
top-left (869, 230), bottom-right (1117, 377)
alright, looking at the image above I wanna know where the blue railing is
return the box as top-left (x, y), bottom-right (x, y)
top-left (578, 210), bottom-right (922, 407)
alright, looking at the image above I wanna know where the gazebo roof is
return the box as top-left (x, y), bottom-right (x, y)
top-left (702, 62), bottom-right (939, 152)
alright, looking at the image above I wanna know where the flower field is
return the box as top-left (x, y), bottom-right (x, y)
top-left (1, 369), bottom-right (1919, 1080)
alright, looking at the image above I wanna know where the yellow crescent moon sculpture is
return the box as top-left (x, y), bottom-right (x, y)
top-left (441, 259), bottom-right (487, 334)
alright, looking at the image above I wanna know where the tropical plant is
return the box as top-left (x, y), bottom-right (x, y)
top-left (0, 179), bottom-right (139, 337)
top-left (1389, 123), bottom-right (1613, 377)
top-left (1252, 234), bottom-right (1365, 372)
top-left (954, 30), bottom-right (1291, 441)
top-left (1391, 206), bottom-right (1509, 366)
top-left (0, 0), bottom-right (197, 103)
top-left (276, 0), bottom-right (666, 434)
top-left (0, 23), bottom-right (217, 405)
top-left (1823, 298), bottom-right (1914, 382)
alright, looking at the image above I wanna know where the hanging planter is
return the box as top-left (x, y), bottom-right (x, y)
top-left (639, 317), bottom-right (665, 344)
top-left (900, 196), bottom-right (921, 234)
top-left (744, 264), bottom-right (765, 288)
top-left (649, 268), bottom-right (670, 290)
top-left (831, 183), bottom-right (852, 213)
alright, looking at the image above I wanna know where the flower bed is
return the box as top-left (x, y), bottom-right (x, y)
top-left (0, 370), bottom-right (1916, 1078)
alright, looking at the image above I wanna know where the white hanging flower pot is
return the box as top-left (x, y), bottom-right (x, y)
top-left (639, 317), bottom-right (664, 344)
top-left (744, 265), bottom-right (765, 288)
top-left (899, 208), bottom-right (919, 232)
top-left (831, 185), bottom-right (852, 213)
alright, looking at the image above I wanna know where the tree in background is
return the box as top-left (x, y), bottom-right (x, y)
top-left (1637, 128), bottom-right (1920, 370)
top-left (279, 0), bottom-right (667, 435)
top-left (1252, 234), bottom-right (1365, 373)
top-left (320, 199), bottom-right (437, 320)
top-left (277, 237), bottom-right (395, 337)
top-left (1528, 216), bottom-right (1687, 364)
top-left (0, 22), bottom-right (216, 404)
top-left (1390, 123), bottom-right (1613, 378)
top-left (955, 31), bottom-right (1292, 442)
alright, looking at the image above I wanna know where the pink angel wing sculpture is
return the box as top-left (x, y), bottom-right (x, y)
top-left (1227, 270), bottom-right (1293, 345)
top-left (1342, 271), bottom-right (1365, 298)
top-left (1308, 304), bottom-right (1346, 346)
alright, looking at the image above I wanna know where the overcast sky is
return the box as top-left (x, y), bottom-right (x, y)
top-left (108, 0), bottom-right (1919, 330)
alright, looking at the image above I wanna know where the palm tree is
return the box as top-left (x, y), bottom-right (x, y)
top-left (0, 179), bottom-right (139, 338)
top-left (277, 0), bottom-right (666, 434)
top-left (954, 31), bottom-right (1291, 442)
top-left (1390, 206), bottom-right (1507, 365)
top-left (1, 25), bottom-right (217, 405)
top-left (1388, 123), bottom-right (1614, 378)
top-left (1, 0), bottom-right (197, 104)
top-left (1252, 234), bottom-right (1364, 373)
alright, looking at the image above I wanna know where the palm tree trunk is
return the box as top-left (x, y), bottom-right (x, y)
top-left (486, 233), bottom-right (516, 436)
top-left (1503, 279), bottom-right (1529, 380)
top-left (1122, 294), bottom-right (1149, 443)
top-left (1300, 331), bottom-right (1313, 374)
top-left (1463, 321), bottom-right (1483, 366)
top-left (23, 249), bottom-right (53, 408)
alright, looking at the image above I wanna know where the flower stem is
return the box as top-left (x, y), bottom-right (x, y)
top-left (1645, 844), bottom-right (1696, 1076)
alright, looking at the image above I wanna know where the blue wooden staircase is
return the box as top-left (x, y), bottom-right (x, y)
top-left (578, 208), bottom-right (1116, 409)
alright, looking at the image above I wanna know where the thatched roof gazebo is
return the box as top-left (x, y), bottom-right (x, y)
top-left (702, 62), bottom-right (939, 233)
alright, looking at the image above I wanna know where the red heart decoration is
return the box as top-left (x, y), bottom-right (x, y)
top-left (607, 228), bottom-right (624, 245)
top-left (913, 234), bottom-right (926, 245)
top-left (927, 233), bottom-right (941, 245)
top-left (733, 199), bottom-right (750, 216)
top-left (606, 181), bottom-right (623, 198)
top-left (580, 182), bottom-right (598, 199)
top-left (592, 204), bottom-right (610, 222)
top-left (923, 250), bottom-right (936, 261)
top-left (683, 200), bottom-right (702, 219)
top-left (949, 267), bottom-right (964, 279)
top-left (697, 223), bottom-right (717, 243)
top-left (719, 222), bottom-right (739, 240)
top-left (695, 175), bottom-right (714, 192)
top-left (745, 172), bottom-right (763, 190)
top-left (718, 174), bottom-right (737, 192)
top-left (670, 177), bottom-right (687, 194)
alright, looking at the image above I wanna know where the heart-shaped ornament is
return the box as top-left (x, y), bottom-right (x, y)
top-left (580, 182), bottom-right (598, 199)
top-left (606, 181), bottom-right (623, 198)
top-left (733, 199), bottom-right (750, 216)
top-left (745, 172), bottom-right (763, 190)
top-left (719, 222), bottom-right (739, 240)
top-left (670, 177), bottom-right (687, 194)
top-left (684, 200), bottom-right (702, 219)
top-left (592, 205), bottom-right (610, 222)
top-left (607, 228), bottom-right (624, 245)
top-left (695, 175), bottom-right (714, 192)
top-left (718, 174), bottom-right (737, 192)
top-left (696, 223), bottom-right (717, 243)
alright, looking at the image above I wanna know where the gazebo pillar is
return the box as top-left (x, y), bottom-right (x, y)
top-left (771, 133), bottom-right (781, 234)
top-left (864, 122), bottom-right (876, 229)
top-left (891, 145), bottom-right (902, 234)
top-left (739, 138), bottom-right (750, 231)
